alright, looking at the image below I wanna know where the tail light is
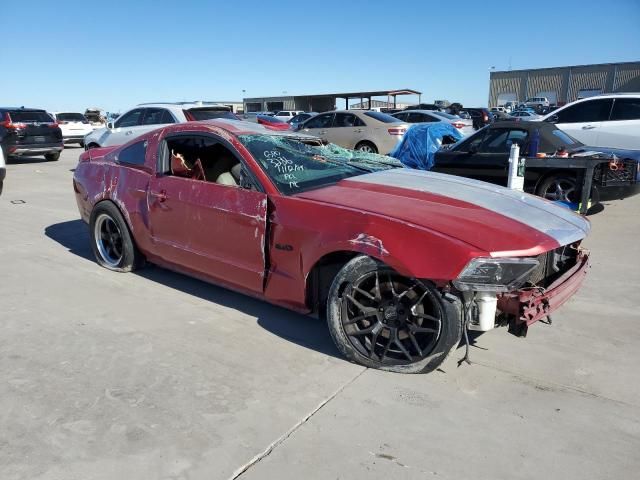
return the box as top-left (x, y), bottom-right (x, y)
top-left (388, 127), bottom-right (406, 136)
top-left (1, 113), bottom-right (26, 129)
top-left (48, 122), bottom-right (60, 128)
top-left (58, 120), bottom-right (68, 125)
top-left (452, 122), bottom-right (465, 129)
top-left (183, 110), bottom-right (196, 121)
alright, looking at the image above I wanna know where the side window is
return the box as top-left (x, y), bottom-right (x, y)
top-left (609, 98), bottom-right (640, 121)
top-left (115, 109), bottom-right (144, 128)
top-left (162, 135), bottom-right (254, 189)
top-left (304, 113), bottom-right (333, 129)
top-left (481, 129), bottom-right (528, 153)
top-left (556, 99), bottom-right (613, 123)
top-left (117, 140), bottom-right (147, 166)
top-left (394, 112), bottom-right (407, 121)
top-left (334, 113), bottom-right (359, 127)
top-left (143, 108), bottom-right (174, 125)
top-left (417, 113), bottom-right (436, 122)
top-left (457, 130), bottom-right (485, 152)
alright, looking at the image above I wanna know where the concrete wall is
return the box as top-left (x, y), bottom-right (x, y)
top-left (489, 62), bottom-right (640, 106)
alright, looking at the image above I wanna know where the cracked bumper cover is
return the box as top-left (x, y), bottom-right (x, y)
top-left (497, 250), bottom-right (589, 327)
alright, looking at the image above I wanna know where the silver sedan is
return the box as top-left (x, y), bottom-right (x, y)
top-left (392, 110), bottom-right (475, 136)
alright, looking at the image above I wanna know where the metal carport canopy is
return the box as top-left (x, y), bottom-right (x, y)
top-left (310, 89), bottom-right (422, 109)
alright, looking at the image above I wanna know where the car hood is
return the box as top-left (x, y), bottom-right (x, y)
top-left (295, 169), bottom-right (590, 256)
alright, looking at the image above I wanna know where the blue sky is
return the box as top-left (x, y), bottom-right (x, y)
top-left (1, 0), bottom-right (638, 113)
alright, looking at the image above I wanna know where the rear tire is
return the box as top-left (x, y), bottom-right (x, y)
top-left (45, 152), bottom-right (60, 161)
top-left (79, 141), bottom-right (85, 148)
top-left (89, 201), bottom-right (143, 272)
top-left (326, 255), bottom-right (462, 373)
top-left (355, 141), bottom-right (378, 154)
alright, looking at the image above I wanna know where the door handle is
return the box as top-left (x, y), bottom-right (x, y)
top-left (319, 130), bottom-right (327, 134)
top-left (354, 129), bottom-right (363, 133)
top-left (125, 130), bottom-right (134, 135)
top-left (582, 125), bottom-right (596, 130)
top-left (150, 190), bottom-right (167, 202)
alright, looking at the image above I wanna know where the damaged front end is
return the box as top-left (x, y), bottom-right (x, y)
top-left (497, 245), bottom-right (589, 336)
top-left (452, 242), bottom-right (590, 337)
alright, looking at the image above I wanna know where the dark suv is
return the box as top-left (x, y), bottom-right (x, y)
top-left (0, 108), bottom-right (63, 161)
top-left (466, 108), bottom-right (494, 130)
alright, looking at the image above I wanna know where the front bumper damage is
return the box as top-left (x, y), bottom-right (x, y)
top-left (496, 249), bottom-right (590, 336)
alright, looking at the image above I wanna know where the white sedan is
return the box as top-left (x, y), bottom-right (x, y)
top-left (509, 111), bottom-right (542, 121)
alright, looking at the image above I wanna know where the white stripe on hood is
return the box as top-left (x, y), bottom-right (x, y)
top-left (345, 169), bottom-right (590, 247)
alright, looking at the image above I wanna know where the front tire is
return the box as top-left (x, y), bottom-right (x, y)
top-left (79, 140), bottom-right (85, 148)
top-left (89, 202), bottom-right (143, 272)
top-left (45, 152), bottom-right (60, 161)
top-left (326, 256), bottom-right (462, 373)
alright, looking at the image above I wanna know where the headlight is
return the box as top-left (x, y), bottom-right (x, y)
top-left (453, 257), bottom-right (539, 292)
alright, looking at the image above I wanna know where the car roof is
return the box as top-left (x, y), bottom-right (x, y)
top-left (0, 107), bottom-right (48, 111)
top-left (161, 118), bottom-right (319, 138)
top-left (396, 109), bottom-right (439, 116)
top-left (583, 92), bottom-right (640, 99)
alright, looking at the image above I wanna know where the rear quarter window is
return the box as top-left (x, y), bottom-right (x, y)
top-left (363, 111), bottom-right (401, 123)
top-left (117, 140), bottom-right (147, 166)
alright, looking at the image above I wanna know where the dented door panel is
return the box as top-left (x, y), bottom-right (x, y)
top-left (147, 175), bottom-right (268, 293)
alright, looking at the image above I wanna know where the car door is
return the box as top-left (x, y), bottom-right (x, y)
top-left (300, 113), bottom-right (334, 142)
top-left (327, 112), bottom-right (366, 148)
top-left (103, 108), bottom-right (147, 146)
top-left (550, 98), bottom-right (613, 146)
top-left (597, 97), bottom-right (640, 149)
top-left (147, 133), bottom-right (268, 293)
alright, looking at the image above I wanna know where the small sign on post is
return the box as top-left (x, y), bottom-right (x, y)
top-left (508, 143), bottom-right (525, 191)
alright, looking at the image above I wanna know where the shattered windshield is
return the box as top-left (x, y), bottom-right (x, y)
top-left (238, 134), bottom-right (401, 195)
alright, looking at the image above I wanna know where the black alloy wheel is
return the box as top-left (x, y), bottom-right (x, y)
top-left (341, 270), bottom-right (442, 364)
top-left (327, 256), bottom-right (462, 373)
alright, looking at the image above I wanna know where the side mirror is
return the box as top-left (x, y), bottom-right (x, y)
top-left (239, 169), bottom-right (253, 190)
top-left (107, 122), bottom-right (114, 129)
top-left (545, 114), bottom-right (558, 123)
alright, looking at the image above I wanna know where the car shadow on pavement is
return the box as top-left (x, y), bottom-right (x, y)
top-left (6, 155), bottom-right (59, 165)
top-left (44, 219), bottom-right (341, 360)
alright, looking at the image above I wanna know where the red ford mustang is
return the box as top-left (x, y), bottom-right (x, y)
top-left (73, 119), bottom-right (590, 373)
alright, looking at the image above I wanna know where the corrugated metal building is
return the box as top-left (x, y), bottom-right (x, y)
top-left (489, 61), bottom-right (640, 107)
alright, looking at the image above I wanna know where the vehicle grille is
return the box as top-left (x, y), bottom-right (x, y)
top-left (526, 245), bottom-right (579, 288)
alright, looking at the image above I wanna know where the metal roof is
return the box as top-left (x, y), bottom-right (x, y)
top-left (491, 61), bottom-right (640, 74)
top-left (245, 89), bottom-right (421, 100)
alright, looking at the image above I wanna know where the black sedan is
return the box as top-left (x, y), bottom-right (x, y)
top-left (432, 121), bottom-right (640, 203)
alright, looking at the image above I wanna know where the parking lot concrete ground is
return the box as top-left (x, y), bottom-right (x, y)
top-left (1, 147), bottom-right (639, 480)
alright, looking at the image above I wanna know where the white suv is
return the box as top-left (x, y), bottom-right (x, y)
top-left (51, 112), bottom-right (95, 147)
top-left (541, 93), bottom-right (640, 150)
top-left (84, 102), bottom-right (235, 149)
